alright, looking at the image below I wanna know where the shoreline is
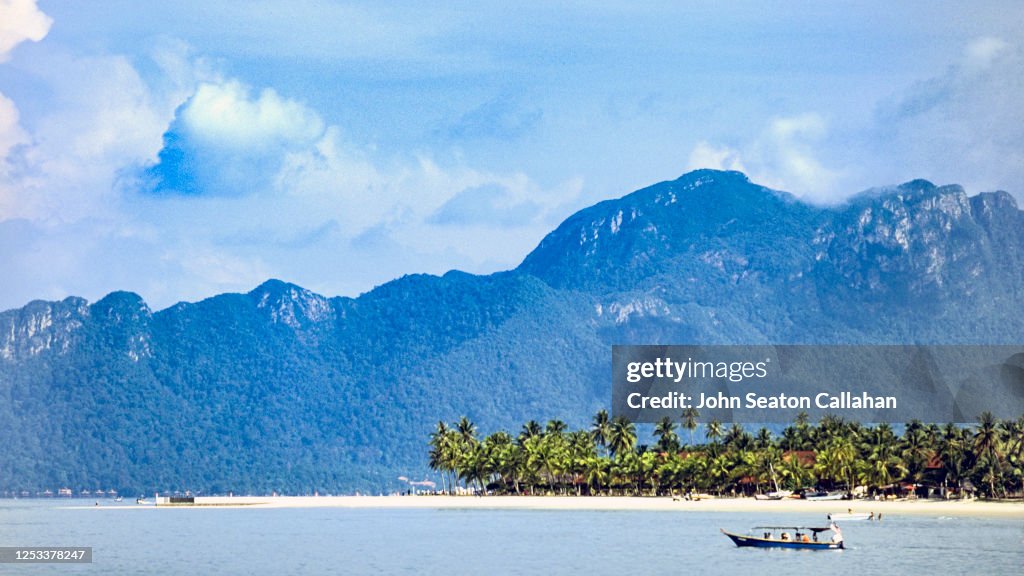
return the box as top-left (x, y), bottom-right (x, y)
top-left (81, 495), bottom-right (1024, 517)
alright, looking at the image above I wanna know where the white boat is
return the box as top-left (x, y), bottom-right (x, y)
top-left (804, 490), bottom-right (845, 501)
top-left (827, 512), bottom-right (873, 521)
top-left (754, 490), bottom-right (793, 501)
top-left (722, 523), bottom-right (845, 550)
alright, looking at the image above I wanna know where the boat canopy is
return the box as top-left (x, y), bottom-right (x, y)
top-left (751, 526), bottom-right (833, 532)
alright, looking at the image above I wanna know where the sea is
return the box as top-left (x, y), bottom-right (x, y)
top-left (1, 500), bottom-right (1021, 575)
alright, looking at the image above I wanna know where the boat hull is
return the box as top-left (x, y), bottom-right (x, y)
top-left (805, 491), bottom-right (845, 500)
top-left (827, 513), bottom-right (871, 521)
top-left (721, 530), bottom-right (843, 550)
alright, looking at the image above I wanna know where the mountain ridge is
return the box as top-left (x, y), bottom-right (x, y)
top-left (1, 169), bottom-right (1022, 494)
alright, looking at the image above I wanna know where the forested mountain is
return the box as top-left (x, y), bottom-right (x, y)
top-left (2, 170), bottom-right (1022, 494)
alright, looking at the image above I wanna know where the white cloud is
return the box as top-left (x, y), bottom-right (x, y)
top-left (1, 43), bottom-right (582, 310)
top-left (684, 114), bottom-right (841, 203)
top-left (870, 36), bottom-right (1024, 197)
top-left (181, 81), bottom-right (325, 149)
top-left (1, 52), bottom-right (184, 222)
top-left (0, 92), bottom-right (28, 220)
top-left (0, 91), bottom-right (26, 159)
top-left (963, 36), bottom-right (1010, 71)
top-left (753, 114), bottom-right (841, 203)
top-left (685, 141), bottom-right (745, 173)
top-left (0, 0), bottom-right (51, 62)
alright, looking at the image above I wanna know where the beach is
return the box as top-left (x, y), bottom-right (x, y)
top-left (104, 495), bottom-right (1024, 518)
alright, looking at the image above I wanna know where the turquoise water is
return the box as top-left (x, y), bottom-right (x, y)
top-left (1, 500), bottom-right (1021, 574)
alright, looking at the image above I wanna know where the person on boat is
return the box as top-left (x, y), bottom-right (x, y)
top-left (781, 532), bottom-right (790, 541)
top-left (800, 534), bottom-right (810, 543)
top-left (830, 522), bottom-right (843, 545)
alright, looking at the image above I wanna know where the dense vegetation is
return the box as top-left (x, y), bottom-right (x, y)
top-left (428, 411), bottom-right (1024, 499)
top-left (2, 170), bottom-right (1023, 495)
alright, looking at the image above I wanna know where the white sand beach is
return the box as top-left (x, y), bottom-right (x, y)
top-left (98, 495), bottom-right (1024, 518)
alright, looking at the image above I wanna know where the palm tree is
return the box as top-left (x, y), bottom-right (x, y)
top-left (866, 438), bottom-right (906, 495)
top-left (974, 412), bottom-right (1000, 460)
top-left (937, 423), bottom-right (967, 497)
top-left (973, 412), bottom-right (1003, 497)
top-left (591, 410), bottom-right (612, 454)
top-left (1003, 417), bottom-right (1024, 496)
top-left (546, 419), bottom-right (568, 436)
top-left (456, 416), bottom-right (477, 445)
top-left (425, 413), bottom-right (1024, 499)
top-left (780, 426), bottom-right (801, 451)
top-left (723, 423), bottom-right (751, 451)
top-left (794, 411), bottom-right (811, 449)
top-left (900, 420), bottom-right (933, 486)
top-left (483, 431), bottom-right (516, 493)
top-left (754, 428), bottom-right (773, 450)
top-left (566, 431), bottom-right (596, 495)
top-left (706, 452), bottom-right (731, 495)
top-left (608, 416), bottom-right (637, 459)
top-left (428, 421), bottom-right (456, 493)
top-left (456, 441), bottom-right (490, 494)
top-left (705, 419), bottom-right (723, 446)
top-left (518, 420), bottom-right (543, 445)
top-left (778, 451), bottom-right (814, 491)
top-left (653, 416), bottom-right (680, 453)
top-left (583, 456), bottom-right (609, 495)
top-left (681, 407), bottom-right (700, 447)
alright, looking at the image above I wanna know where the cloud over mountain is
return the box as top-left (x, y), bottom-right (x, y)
top-left (0, 0), bottom-right (51, 62)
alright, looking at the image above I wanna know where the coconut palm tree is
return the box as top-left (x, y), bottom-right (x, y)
top-left (780, 426), bottom-right (801, 451)
top-left (973, 412), bottom-right (1003, 497)
top-left (1003, 417), bottom-right (1024, 496)
top-left (681, 407), bottom-right (700, 447)
top-left (546, 419), bottom-right (568, 436)
top-left (901, 420), bottom-right (933, 486)
top-left (723, 423), bottom-right (751, 451)
top-left (705, 418), bottom-right (723, 447)
top-left (518, 420), bottom-right (543, 445)
top-left (937, 423), bottom-right (967, 497)
top-left (608, 416), bottom-right (637, 459)
top-left (427, 413), bottom-right (1024, 499)
top-left (754, 428), bottom-right (773, 450)
top-left (456, 416), bottom-right (478, 445)
top-left (653, 416), bottom-right (680, 453)
top-left (591, 410), bottom-right (612, 455)
top-left (583, 456), bottom-right (609, 495)
top-left (428, 421), bottom-right (456, 493)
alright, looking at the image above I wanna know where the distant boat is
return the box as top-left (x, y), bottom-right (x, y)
top-left (754, 490), bottom-right (793, 500)
top-left (827, 512), bottom-right (872, 521)
top-left (804, 490), bottom-right (845, 500)
top-left (721, 524), bottom-right (844, 550)
top-left (136, 497), bottom-right (149, 504)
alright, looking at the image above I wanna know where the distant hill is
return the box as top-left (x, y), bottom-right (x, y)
top-left (2, 169), bottom-right (1022, 494)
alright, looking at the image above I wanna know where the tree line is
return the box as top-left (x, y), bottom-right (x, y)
top-left (428, 410), bottom-right (1024, 498)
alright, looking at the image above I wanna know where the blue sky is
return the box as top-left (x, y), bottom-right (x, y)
top-left (1, 1), bottom-right (1022, 311)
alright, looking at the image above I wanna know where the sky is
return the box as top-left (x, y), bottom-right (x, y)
top-left (1, 1), bottom-right (1022, 311)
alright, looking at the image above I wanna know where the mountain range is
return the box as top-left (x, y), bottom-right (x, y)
top-left (2, 169), bottom-right (1022, 494)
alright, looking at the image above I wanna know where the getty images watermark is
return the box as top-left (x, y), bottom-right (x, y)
top-left (612, 345), bottom-right (1024, 423)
